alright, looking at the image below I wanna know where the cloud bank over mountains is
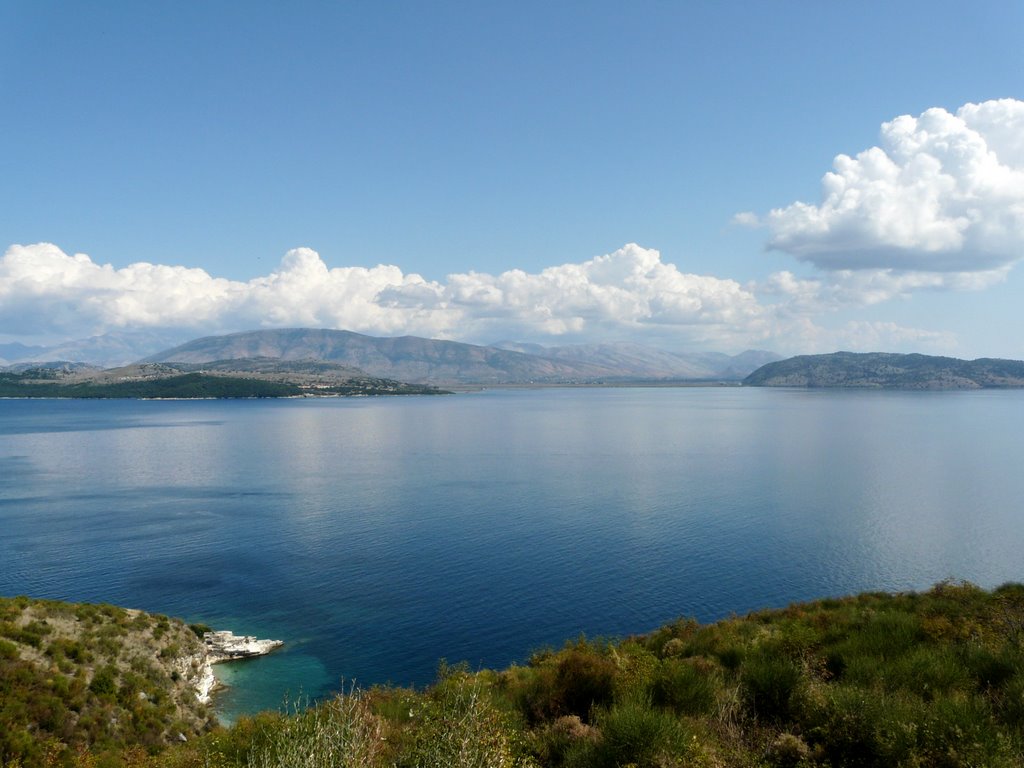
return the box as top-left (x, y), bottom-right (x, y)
top-left (4, 99), bottom-right (1021, 356)
top-left (0, 242), bottom-right (771, 350)
top-left (0, 240), bottom-right (952, 355)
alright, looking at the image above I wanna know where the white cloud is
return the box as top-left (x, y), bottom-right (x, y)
top-left (762, 98), bottom-right (1024, 281)
top-left (0, 242), bottom-right (774, 349)
top-left (0, 243), bottom-right (240, 336)
top-left (731, 211), bottom-right (761, 228)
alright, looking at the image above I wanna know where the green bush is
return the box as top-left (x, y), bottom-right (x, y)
top-left (848, 610), bottom-right (924, 660)
top-left (515, 646), bottom-right (617, 724)
top-left (765, 732), bottom-right (812, 768)
top-left (916, 696), bottom-right (1013, 768)
top-left (805, 686), bottom-right (922, 767)
top-left (159, 643), bottom-right (181, 660)
top-left (651, 658), bottom-right (716, 716)
top-left (565, 697), bottom-right (688, 768)
top-left (399, 673), bottom-right (527, 768)
top-left (885, 646), bottom-right (971, 698)
top-left (963, 646), bottom-right (1018, 691)
top-left (0, 638), bottom-right (17, 659)
top-left (89, 665), bottom-right (119, 698)
top-left (740, 650), bottom-right (802, 723)
top-left (245, 693), bottom-right (386, 768)
top-left (995, 673), bottom-right (1024, 732)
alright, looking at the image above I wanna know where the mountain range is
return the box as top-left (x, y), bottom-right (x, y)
top-left (0, 330), bottom-right (189, 368)
top-left (140, 328), bottom-right (779, 385)
top-left (11, 331), bottom-right (1024, 391)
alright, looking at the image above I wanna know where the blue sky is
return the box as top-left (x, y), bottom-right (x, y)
top-left (2, 1), bottom-right (1023, 357)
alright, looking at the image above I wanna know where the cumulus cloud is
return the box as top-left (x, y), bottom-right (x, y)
top-left (760, 98), bottom-right (1024, 280)
top-left (0, 243), bottom-right (241, 336)
top-left (0, 242), bottom-right (772, 349)
top-left (385, 244), bottom-right (766, 340)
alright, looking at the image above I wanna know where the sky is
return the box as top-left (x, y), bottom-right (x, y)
top-left (2, 1), bottom-right (1023, 357)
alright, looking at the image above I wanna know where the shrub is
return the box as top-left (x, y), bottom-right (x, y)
top-left (528, 715), bottom-right (597, 766)
top-left (805, 686), bottom-right (921, 767)
top-left (517, 647), bottom-right (617, 723)
top-left (852, 610), bottom-right (924, 659)
top-left (740, 651), bottom-right (802, 723)
top-left (565, 697), bottom-right (688, 768)
top-left (963, 646), bottom-right (1018, 691)
top-left (246, 692), bottom-right (385, 768)
top-left (89, 665), bottom-right (119, 698)
top-left (917, 696), bottom-right (1013, 768)
top-left (717, 644), bottom-right (744, 672)
top-left (995, 673), bottom-right (1024, 732)
top-left (610, 642), bottom-right (659, 702)
top-left (159, 643), bottom-right (181, 660)
top-left (661, 637), bottom-right (686, 658)
top-left (651, 658), bottom-right (716, 716)
top-left (885, 646), bottom-right (971, 699)
top-left (765, 732), bottom-right (811, 768)
top-left (400, 673), bottom-right (527, 768)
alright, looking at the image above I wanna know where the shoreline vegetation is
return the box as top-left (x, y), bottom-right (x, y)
top-left (0, 361), bottom-right (449, 399)
top-left (3, 581), bottom-right (1024, 767)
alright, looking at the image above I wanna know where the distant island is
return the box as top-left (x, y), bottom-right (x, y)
top-left (743, 352), bottom-right (1024, 389)
top-left (0, 359), bottom-right (448, 399)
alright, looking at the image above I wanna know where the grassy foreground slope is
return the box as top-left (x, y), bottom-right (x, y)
top-left (4, 582), bottom-right (1024, 768)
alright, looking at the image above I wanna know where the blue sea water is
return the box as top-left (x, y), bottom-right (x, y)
top-left (2, 387), bottom-right (1023, 721)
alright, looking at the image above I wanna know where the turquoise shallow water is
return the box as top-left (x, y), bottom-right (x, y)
top-left (2, 387), bottom-right (1023, 721)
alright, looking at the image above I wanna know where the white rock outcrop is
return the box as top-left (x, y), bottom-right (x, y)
top-left (191, 630), bottom-right (284, 704)
top-left (204, 630), bottom-right (284, 661)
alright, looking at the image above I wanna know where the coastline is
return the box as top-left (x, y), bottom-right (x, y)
top-left (188, 630), bottom-right (284, 705)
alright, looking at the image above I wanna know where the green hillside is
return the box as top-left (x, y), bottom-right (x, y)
top-left (0, 597), bottom-right (214, 766)
top-left (4, 582), bottom-right (1024, 767)
top-left (744, 352), bottom-right (1024, 389)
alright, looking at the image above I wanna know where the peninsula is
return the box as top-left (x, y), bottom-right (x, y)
top-left (0, 359), bottom-right (448, 398)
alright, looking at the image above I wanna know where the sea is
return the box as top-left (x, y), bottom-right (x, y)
top-left (2, 386), bottom-right (1023, 722)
